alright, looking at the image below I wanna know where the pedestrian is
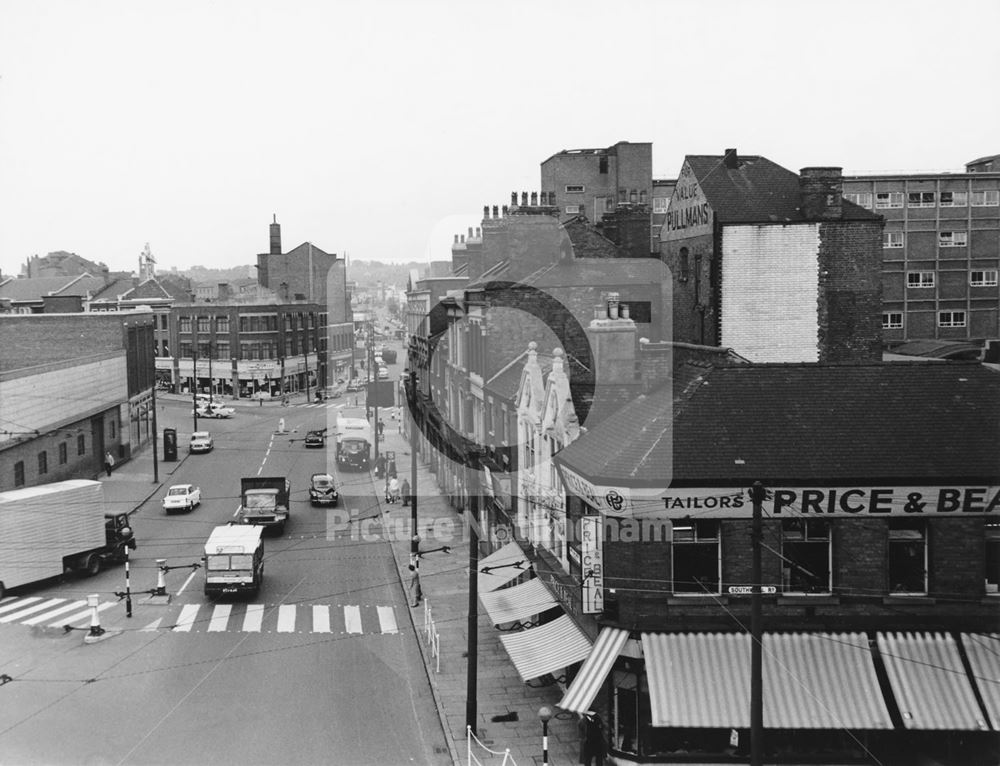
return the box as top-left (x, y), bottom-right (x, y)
top-left (374, 454), bottom-right (385, 479)
top-left (104, 451), bottom-right (115, 476)
top-left (408, 563), bottom-right (422, 607)
top-left (387, 458), bottom-right (397, 479)
top-left (388, 476), bottom-right (400, 504)
top-left (377, 419), bottom-right (384, 437)
top-left (401, 479), bottom-right (410, 506)
top-left (579, 712), bottom-right (607, 766)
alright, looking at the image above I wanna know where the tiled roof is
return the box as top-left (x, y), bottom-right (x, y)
top-left (486, 350), bottom-right (554, 401)
top-left (686, 155), bottom-right (880, 223)
top-left (0, 275), bottom-right (105, 302)
top-left (557, 362), bottom-right (1000, 485)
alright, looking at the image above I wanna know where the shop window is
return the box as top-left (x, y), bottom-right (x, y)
top-left (14, 461), bottom-right (25, 487)
top-left (906, 271), bottom-right (935, 288)
top-left (939, 191), bottom-right (968, 207)
top-left (671, 520), bottom-right (720, 593)
top-left (939, 231), bottom-right (968, 247)
top-left (58, 442), bottom-right (68, 465)
top-left (888, 519), bottom-right (926, 594)
top-left (875, 192), bottom-right (904, 209)
top-left (938, 310), bottom-right (966, 328)
top-left (38, 451), bottom-right (48, 476)
top-left (882, 312), bottom-right (904, 329)
top-left (781, 520), bottom-right (831, 593)
top-left (971, 190), bottom-right (999, 207)
top-left (883, 231), bottom-right (904, 248)
top-left (971, 270), bottom-right (999, 287)
top-left (907, 191), bottom-right (936, 208)
top-left (77, 435), bottom-right (86, 455)
top-left (986, 523), bottom-right (1000, 595)
top-left (844, 192), bottom-right (873, 209)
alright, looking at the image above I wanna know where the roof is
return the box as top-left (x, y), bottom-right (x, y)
top-left (486, 349), bottom-right (554, 400)
top-left (557, 361), bottom-right (1000, 485)
top-left (0, 274), bottom-right (107, 302)
top-left (966, 153), bottom-right (1000, 167)
top-left (889, 339), bottom-right (983, 360)
top-left (685, 155), bottom-right (880, 224)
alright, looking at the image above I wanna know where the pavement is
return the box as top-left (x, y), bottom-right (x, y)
top-left (100, 391), bottom-right (583, 766)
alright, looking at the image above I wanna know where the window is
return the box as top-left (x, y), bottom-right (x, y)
top-left (179, 342), bottom-right (192, 358)
top-left (907, 191), bottom-right (936, 208)
top-left (888, 520), bottom-right (926, 594)
top-left (565, 184), bottom-right (585, 193)
top-left (986, 523), bottom-right (1000, 594)
top-left (939, 231), bottom-right (968, 247)
top-left (678, 247), bottom-right (690, 282)
top-left (178, 317), bottom-right (192, 333)
top-left (109, 421), bottom-right (116, 439)
top-left (77, 434), bottom-right (86, 455)
top-left (58, 442), bottom-right (68, 465)
top-left (14, 461), bottom-right (25, 487)
top-left (882, 312), bottom-right (904, 329)
top-left (971, 270), bottom-right (999, 287)
top-left (938, 310), bottom-right (966, 327)
top-left (883, 231), bottom-right (904, 248)
top-left (971, 190), bottom-right (999, 207)
top-left (162, 341), bottom-right (170, 357)
top-left (844, 192), bottom-right (873, 209)
top-left (875, 192), bottom-right (904, 209)
top-left (197, 316), bottom-right (211, 333)
top-left (652, 197), bottom-right (668, 214)
top-left (198, 342), bottom-right (211, 359)
top-left (939, 191), bottom-right (968, 207)
top-left (907, 271), bottom-right (935, 288)
top-left (216, 316), bottom-right (229, 333)
top-left (781, 520), bottom-right (831, 593)
top-left (565, 205), bottom-right (580, 214)
top-left (599, 156), bottom-right (608, 174)
top-left (160, 315), bottom-right (168, 330)
top-left (671, 520), bottom-right (720, 594)
top-left (38, 451), bottom-right (48, 475)
top-left (216, 341), bottom-right (230, 359)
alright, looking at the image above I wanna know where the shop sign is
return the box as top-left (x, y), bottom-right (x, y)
top-left (558, 465), bottom-right (665, 516)
top-left (663, 162), bottom-right (712, 237)
top-left (581, 516), bottom-right (603, 614)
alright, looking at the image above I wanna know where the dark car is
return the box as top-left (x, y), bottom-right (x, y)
top-left (309, 473), bottom-right (339, 506)
top-left (304, 429), bottom-right (326, 448)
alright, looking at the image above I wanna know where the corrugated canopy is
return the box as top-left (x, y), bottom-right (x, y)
top-left (642, 632), bottom-right (893, 729)
top-left (479, 578), bottom-right (558, 626)
top-left (878, 632), bottom-right (990, 731)
top-left (477, 542), bottom-right (530, 593)
top-left (558, 627), bottom-right (630, 714)
top-left (499, 614), bottom-right (592, 682)
top-left (962, 633), bottom-right (1000, 730)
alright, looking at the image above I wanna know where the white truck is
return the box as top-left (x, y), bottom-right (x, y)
top-left (0, 480), bottom-right (136, 598)
top-left (203, 524), bottom-right (264, 597)
top-left (335, 416), bottom-right (373, 470)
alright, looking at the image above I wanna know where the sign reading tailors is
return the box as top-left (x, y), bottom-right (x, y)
top-left (580, 516), bottom-right (604, 614)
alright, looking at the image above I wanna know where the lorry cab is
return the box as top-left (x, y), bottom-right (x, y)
top-left (204, 524), bottom-right (264, 597)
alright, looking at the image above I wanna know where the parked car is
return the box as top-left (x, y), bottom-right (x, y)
top-left (195, 404), bottom-right (235, 419)
top-left (163, 484), bottom-right (202, 513)
top-left (377, 367), bottom-right (389, 380)
top-left (309, 473), bottom-right (339, 506)
top-left (304, 429), bottom-right (326, 448)
top-left (346, 380), bottom-right (362, 392)
top-left (189, 431), bottom-right (214, 453)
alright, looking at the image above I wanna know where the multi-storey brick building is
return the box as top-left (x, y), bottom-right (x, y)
top-left (842, 155), bottom-right (1000, 348)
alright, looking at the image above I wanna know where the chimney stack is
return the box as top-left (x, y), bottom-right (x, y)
top-left (799, 167), bottom-right (843, 220)
top-left (586, 306), bottom-right (638, 385)
top-left (269, 214), bottom-right (282, 255)
top-left (530, 192), bottom-right (538, 206)
top-left (723, 148), bottom-right (739, 169)
top-left (218, 282), bottom-right (231, 302)
top-left (521, 192), bottom-right (528, 206)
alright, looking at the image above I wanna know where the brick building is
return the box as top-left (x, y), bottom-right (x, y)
top-left (842, 155), bottom-right (1000, 348)
top-left (660, 149), bottom-right (884, 363)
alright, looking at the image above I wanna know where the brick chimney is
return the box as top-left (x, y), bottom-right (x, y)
top-left (585, 300), bottom-right (638, 385)
top-left (218, 282), bottom-right (230, 302)
top-left (723, 148), bottom-right (740, 169)
top-left (270, 214), bottom-right (282, 255)
top-left (799, 167), bottom-right (843, 220)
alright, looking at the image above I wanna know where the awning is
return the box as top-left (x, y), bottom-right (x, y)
top-left (877, 632), bottom-right (990, 731)
top-left (499, 614), bottom-right (592, 682)
top-left (479, 577), bottom-right (557, 626)
top-left (962, 633), bottom-right (1000, 730)
top-left (477, 542), bottom-right (530, 593)
top-left (558, 627), bottom-right (630, 714)
top-left (642, 632), bottom-right (893, 729)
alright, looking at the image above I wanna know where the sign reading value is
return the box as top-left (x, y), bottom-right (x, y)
top-left (663, 162), bottom-right (712, 236)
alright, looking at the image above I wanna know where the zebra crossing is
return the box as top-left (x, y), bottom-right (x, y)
top-left (295, 401), bottom-right (348, 409)
top-left (0, 596), bottom-right (400, 636)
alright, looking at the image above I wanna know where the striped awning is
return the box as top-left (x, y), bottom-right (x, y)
top-left (962, 633), bottom-right (1000, 730)
top-left (477, 542), bottom-right (530, 593)
top-left (479, 578), bottom-right (558, 626)
top-left (642, 632), bottom-right (893, 729)
top-left (878, 632), bottom-right (990, 731)
top-left (499, 614), bottom-right (592, 682)
top-left (558, 627), bottom-right (630, 714)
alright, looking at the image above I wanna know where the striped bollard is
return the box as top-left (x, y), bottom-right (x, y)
top-left (87, 594), bottom-right (104, 637)
top-left (124, 546), bottom-right (132, 618)
top-left (539, 706), bottom-right (552, 766)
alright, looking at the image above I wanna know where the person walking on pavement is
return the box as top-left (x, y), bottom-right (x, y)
top-left (377, 419), bottom-right (384, 437)
top-left (579, 712), bottom-right (607, 766)
top-left (401, 479), bottom-right (411, 506)
top-left (387, 476), bottom-right (400, 504)
top-left (103, 451), bottom-right (115, 476)
top-left (374, 453), bottom-right (385, 480)
top-left (408, 563), bottom-right (422, 607)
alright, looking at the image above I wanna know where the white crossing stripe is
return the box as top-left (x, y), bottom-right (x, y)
top-left (23, 600), bottom-right (87, 626)
top-left (377, 606), bottom-right (398, 634)
top-left (344, 605), bottom-right (362, 634)
top-left (141, 618), bottom-right (163, 632)
top-left (0, 598), bottom-right (66, 624)
top-left (0, 597), bottom-right (41, 616)
top-left (312, 605), bottom-right (330, 633)
top-left (173, 604), bottom-right (200, 632)
top-left (335, 403), bottom-right (347, 409)
top-left (276, 605), bottom-right (296, 632)
top-left (242, 604), bottom-right (264, 632)
top-left (208, 604), bottom-right (232, 632)
top-left (51, 601), bottom-right (114, 627)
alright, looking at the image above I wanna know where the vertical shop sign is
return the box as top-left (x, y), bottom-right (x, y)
top-left (581, 516), bottom-right (604, 614)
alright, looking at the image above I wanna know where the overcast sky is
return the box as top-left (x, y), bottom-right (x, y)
top-left (1, 0), bottom-right (997, 277)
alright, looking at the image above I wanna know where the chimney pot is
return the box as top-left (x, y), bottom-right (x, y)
top-left (483, 205), bottom-right (489, 218)
top-left (492, 205), bottom-right (499, 218)
top-left (502, 205), bottom-right (509, 216)
top-left (521, 192), bottom-right (528, 206)
top-left (461, 235), bottom-right (465, 243)
top-left (476, 227), bottom-right (481, 237)
top-left (530, 192), bottom-right (538, 206)
top-left (511, 192), bottom-right (518, 206)
top-left (454, 234), bottom-right (459, 244)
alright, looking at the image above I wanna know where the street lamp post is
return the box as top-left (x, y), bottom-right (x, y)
top-left (465, 447), bottom-right (481, 734)
top-left (538, 706), bottom-right (553, 766)
top-left (191, 349), bottom-right (199, 432)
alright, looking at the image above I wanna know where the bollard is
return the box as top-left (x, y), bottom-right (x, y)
top-left (278, 417), bottom-right (286, 434)
top-left (87, 594), bottom-right (104, 637)
top-left (154, 559), bottom-right (167, 596)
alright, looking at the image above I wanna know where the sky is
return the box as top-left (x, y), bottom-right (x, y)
top-left (1, 0), bottom-right (997, 278)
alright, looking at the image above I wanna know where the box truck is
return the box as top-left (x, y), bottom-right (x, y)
top-left (236, 477), bottom-right (291, 534)
top-left (203, 524), bottom-right (264, 597)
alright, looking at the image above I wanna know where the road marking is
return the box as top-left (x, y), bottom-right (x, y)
top-left (0, 597), bottom-right (41, 616)
top-left (312, 605), bottom-right (330, 633)
top-left (377, 606), bottom-right (398, 634)
top-left (141, 618), bottom-right (163, 631)
top-left (23, 600), bottom-right (87, 626)
top-left (177, 569), bottom-right (198, 596)
top-left (276, 605), bottom-right (296, 632)
top-left (344, 604), bottom-right (362, 634)
top-left (52, 601), bottom-right (114, 627)
top-left (0, 598), bottom-right (63, 623)
top-left (207, 604), bottom-right (231, 632)
top-left (173, 604), bottom-right (200, 632)
top-left (242, 604), bottom-right (264, 632)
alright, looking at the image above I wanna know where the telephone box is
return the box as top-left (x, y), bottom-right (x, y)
top-left (163, 428), bottom-right (178, 461)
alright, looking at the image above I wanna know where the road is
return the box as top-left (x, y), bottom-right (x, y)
top-left (0, 338), bottom-right (450, 766)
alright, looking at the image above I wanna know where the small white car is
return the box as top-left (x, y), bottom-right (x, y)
top-left (163, 484), bottom-right (202, 513)
top-left (189, 431), bottom-right (214, 453)
top-left (194, 404), bottom-right (235, 419)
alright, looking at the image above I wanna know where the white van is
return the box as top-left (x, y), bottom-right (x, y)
top-left (204, 525), bottom-right (264, 597)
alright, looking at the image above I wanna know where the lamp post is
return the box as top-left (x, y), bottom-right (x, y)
top-left (538, 706), bottom-right (553, 766)
top-left (465, 446), bottom-right (481, 733)
top-left (750, 480), bottom-right (767, 766)
top-left (191, 349), bottom-right (199, 432)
